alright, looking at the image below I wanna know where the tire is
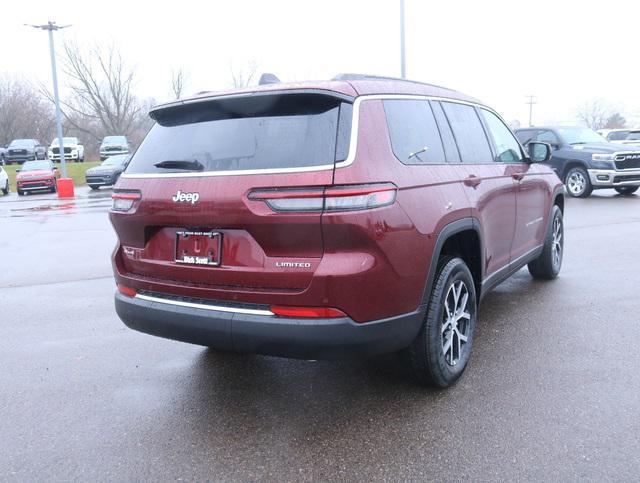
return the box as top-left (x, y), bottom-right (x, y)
top-left (2, 180), bottom-right (8, 195)
top-left (614, 186), bottom-right (639, 195)
top-left (565, 166), bottom-right (592, 197)
top-left (51, 180), bottom-right (57, 193)
top-left (528, 205), bottom-right (564, 280)
top-left (89, 185), bottom-right (100, 190)
top-left (406, 257), bottom-right (477, 388)
top-left (17, 189), bottom-right (24, 196)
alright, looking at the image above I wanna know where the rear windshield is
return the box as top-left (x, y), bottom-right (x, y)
top-left (608, 131), bottom-right (630, 141)
top-left (126, 93), bottom-right (353, 175)
top-left (626, 131), bottom-right (640, 140)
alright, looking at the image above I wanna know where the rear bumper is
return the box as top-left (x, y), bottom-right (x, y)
top-left (588, 168), bottom-right (640, 187)
top-left (115, 291), bottom-right (425, 360)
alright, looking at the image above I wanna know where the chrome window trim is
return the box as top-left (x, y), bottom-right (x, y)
top-left (121, 93), bottom-right (494, 180)
top-left (135, 293), bottom-right (274, 316)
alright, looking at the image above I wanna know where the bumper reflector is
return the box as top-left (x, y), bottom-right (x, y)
top-left (117, 284), bottom-right (137, 297)
top-left (270, 305), bottom-right (347, 319)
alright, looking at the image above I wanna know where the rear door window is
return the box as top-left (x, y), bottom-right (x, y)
top-left (431, 101), bottom-right (461, 163)
top-left (441, 102), bottom-right (493, 164)
top-left (126, 93), bottom-right (352, 174)
top-left (383, 99), bottom-right (446, 164)
top-left (536, 130), bottom-right (559, 144)
top-left (479, 109), bottom-right (523, 163)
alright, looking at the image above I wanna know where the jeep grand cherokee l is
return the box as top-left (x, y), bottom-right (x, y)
top-left (515, 126), bottom-right (640, 197)
top-left (110, 76), bottom-right (564, 387)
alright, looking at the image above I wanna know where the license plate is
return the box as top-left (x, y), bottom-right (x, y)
top-left (175, 231), bottom-right (221, 266)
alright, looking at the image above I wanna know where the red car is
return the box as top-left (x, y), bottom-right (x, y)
top-left (110, 75), bottom-right (564, 387)
top-left (16, 160), bottom-right (60, 196)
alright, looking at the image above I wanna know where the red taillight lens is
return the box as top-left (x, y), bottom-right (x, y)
top-left (117, 284), bottom-right (137, 297)
top-left (111, 191), bottom-right (141, 212)
top-left (248, 183), bottom-right (397, 213)
top-left (270, 305), bottom-right (347, 318)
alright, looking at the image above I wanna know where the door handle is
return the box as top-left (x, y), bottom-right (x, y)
top-left (512, 172), bottom-right (525, 181)
top-left (463, 175), bottom-right (482, 188)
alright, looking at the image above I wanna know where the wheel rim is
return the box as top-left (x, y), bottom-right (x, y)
top-left (567, 171), bottom-right (586, 195)
top-left (552, 215), bottom-right (563, 269)
top-left (442, 280), bottom-right (471, 366)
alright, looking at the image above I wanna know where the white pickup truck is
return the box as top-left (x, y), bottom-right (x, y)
top-left (48, 137), bottom-right (85, 163)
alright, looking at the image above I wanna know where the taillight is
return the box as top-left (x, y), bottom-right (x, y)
top-left (111, 191), bottom-right (141, 212)
top-left (248, 183), bottom-right (397, 213)
top-left (270, 305), bottom-right (347, 318)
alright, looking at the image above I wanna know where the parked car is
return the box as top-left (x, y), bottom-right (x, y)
top-left (85, 154), bottom-right (130, 189)
top-left (0, 145), bottom-right (6, 165)
top-left (621, 130), bottom-right (640, 148)
top-left (99, 136), bottom-right (130, 160)
top-left (0, 164), bottom-right (8, 195)
top-left (48, 137), bottom-right (85, 162)
top-left (515, 126), bottom-right (640, 197)
top-left (16, 159), bottom-right (60, 195)
top-left (597, 128), bottom-right (631, 143)
top-left (5, 139), bottom-right (46, 164)
top-left (110, 75), bottom-right (564, 388)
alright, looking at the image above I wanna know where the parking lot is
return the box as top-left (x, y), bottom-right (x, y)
top-left (1, 187), bottom-right (640, 480)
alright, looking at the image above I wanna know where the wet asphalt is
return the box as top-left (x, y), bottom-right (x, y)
top-left (1, 187), bottom-right (640, 481)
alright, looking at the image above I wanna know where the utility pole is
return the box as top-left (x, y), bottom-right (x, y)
top-left (400, 0), bottom-right (406, 78)
top-left (26, 21), bottom-right (71, 178)
top-left (526, 95), bottom-right (537, 127)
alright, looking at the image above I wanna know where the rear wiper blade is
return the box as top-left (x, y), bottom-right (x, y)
top-left (153, 159), bottom-right (204, 171)
top-left (570, 142), bottom-right (587, 145)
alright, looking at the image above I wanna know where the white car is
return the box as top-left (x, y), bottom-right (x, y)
top-left (597, 128), bottom-right (633, 144)
top-left (0, 164), bottom-right (9, 195)
top-left (47, 137), bottom-right (85, 163)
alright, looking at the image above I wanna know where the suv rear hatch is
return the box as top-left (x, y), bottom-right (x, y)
top-left (110, 91), bottom-right (353, 301)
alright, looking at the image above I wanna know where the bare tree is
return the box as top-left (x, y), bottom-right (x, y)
top-left (604, 112), bottom-right (626, 129)
top-left (170, 68), bottom-right (187, 100)
top-left (0, 74), bottom-right (55, 145)
top-left (576, 99), bottom-right (611, 130)
top-left (230, 61), bottom-right (258, 88)
top-left (40, 41), bottom-right (150, 147)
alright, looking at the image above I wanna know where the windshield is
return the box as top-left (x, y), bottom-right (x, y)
top-left (607, 131), bottom-right (630, 141)
top-left (9, 139), bottom-right (35, 148)
top-left (102, 155), bottom-right (130, 166)
top-left (51, 137), bottom-right (78, 145)
top-left (21, 161), bottom-right (51, 171)
top-left (126, 93), bottom-right (352, 175)
top-left (557, 127), bottom-right (606, 145)
top-left (103, 136), bottom-right (127, 144)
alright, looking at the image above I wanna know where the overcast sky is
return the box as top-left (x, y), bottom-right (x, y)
top-left (3, 0), bottom-right (639, 126)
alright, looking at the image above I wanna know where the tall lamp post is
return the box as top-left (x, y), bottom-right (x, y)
top-left (26, 21), bottom-right (71, 179)
top-left (400, 0), bottom-right (406, 78)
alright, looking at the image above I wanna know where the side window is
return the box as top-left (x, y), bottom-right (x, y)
top-left (383, 99), bottom-right (446, 165)
top-left (536, 130), bottom-right (559, 144)
top-left (441, 102), bottom-right (493, 164)
top-left (515, 129), bottom-right (536, 145)
top-left (431, 101), bottom-right (461, 163)
top-left (480, 109), bottom-right (523, 163)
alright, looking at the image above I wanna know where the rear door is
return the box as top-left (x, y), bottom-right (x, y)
top-left (111, 92), bottom-right (353, 297)
top-left (436, 101), bottom-right (517, 278)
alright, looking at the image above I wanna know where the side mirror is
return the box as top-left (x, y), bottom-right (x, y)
top-left (528, 142), bottom-right (552, 163)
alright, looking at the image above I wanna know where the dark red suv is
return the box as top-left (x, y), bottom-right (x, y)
top-left (110, 75), bottom-right (564, 387)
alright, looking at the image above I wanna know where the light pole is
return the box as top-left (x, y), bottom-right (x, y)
top-left (400, 0), bottom-right (406, 78)
top-left (26, 21), bottom-right (71, 178)
top-left (526, 95), bottom-right (537, 127)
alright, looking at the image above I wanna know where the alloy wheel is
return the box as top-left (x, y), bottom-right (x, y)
top-left (442, 280), bottom-right (471, 366)
top-left (552, 216), bottom-right (563, 269)
top-left (567, 170), bottom-right (586, 196)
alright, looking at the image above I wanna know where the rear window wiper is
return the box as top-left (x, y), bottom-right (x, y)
top-left (153, 159), bottom-right (204, 171)
top-left (570, 142), bottom-right (587, 145)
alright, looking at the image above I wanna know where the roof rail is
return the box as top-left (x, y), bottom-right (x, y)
top-left (332, 73), bottom-right (462, 94)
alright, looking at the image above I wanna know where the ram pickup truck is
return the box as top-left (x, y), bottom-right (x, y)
top-left (48, 137), bottom-right (85, 162)
top-left (5, 139), bottom-right (46, 164)
top-left (515, 126), bottom-right (640, 197)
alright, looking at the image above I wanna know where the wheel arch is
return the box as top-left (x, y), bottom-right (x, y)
top-left (561, 160), bottom-right (588, 180)
top-left (420, 218), bottom-right (484, 307)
